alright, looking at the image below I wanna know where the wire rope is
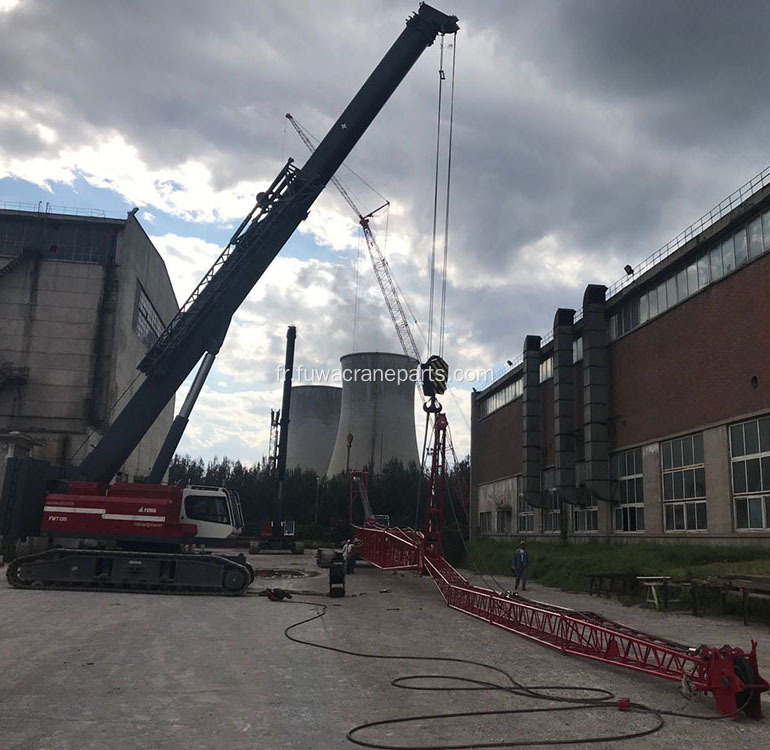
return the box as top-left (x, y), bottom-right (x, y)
top-left (438, 34), bottom-right (457, 359)
top-left (427, 35), bottom-right (446, 355)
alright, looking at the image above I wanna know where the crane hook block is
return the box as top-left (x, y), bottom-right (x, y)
top-left (421, 355), bottom-right (449, 397)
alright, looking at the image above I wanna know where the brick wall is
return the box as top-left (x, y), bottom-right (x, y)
top-left (473, 397), bottom-right (522, 483)
top-left (611, 250), bottom-right (770, 448)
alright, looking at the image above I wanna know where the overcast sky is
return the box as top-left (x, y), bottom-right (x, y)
top-left (2, 0), bottom-right (769, 467)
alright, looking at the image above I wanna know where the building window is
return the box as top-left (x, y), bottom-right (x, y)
top-left (517, 498), bottom-right (534, 532)
top-left (722, 235), bottom-right (736, 274)
top-left (710, 244), bottom-right (723, 281)
top-left (539, 356), bottom-right (553, 383)
top-left (134, 282), bottom-right (164, 345)
top-left (479, 377), bottom-right (522, 417)
top-left (510, 476), bottom-right (533, 532)
top-left (734, 227), bottom-right (749, 267)
top-left (572, 337), bottom-right (583, 363)
top-left (763, 211), bottom-right (770, 252)
top-left (611, 448), bottom-right (644, 532)
top-left (639, 293), bottom-right (649, 324)
top-left (748, 217), bottom-right (764, 259)
top-left (496, 508), bottom-right (512, 534)
top-left (572, 461), bottom-right (598, 532)
top-left (479, 512), bottom-right (492, 534)
top-left (676, 268), bottom-right (689, 302)
top-left (478, 477), bottom-right (517, 536)
top-left (730, 416), bottom-right (770, 530)
top-left (662, 434), bottom-right (706, 531)
top-left (541, 467), bottom-right (560, 532)
top-left (572, 506), bottom-right (597, 532)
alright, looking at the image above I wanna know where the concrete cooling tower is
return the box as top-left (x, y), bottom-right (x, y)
top-left (327, 352), bottom-right (419, 476)
top-left (285, 385), bottom-right (342, 476)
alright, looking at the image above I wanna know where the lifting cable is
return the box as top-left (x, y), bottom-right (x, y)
top-left (353, 226), bottom-right (363, 353)
top-left (427, 34), bottom-right (446, 355)
top-left (417, 32), bottom-right (458, 527)
top-left (443, 468), bottom-right (505, 593)
top-left (414, 413), bottom-right (433, 529)
top-left (426, 31), bottom-right (458, 360)
top-left (438, 33), bottom-right (457, 360)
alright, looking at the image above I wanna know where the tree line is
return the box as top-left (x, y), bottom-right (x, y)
top-left (168, 453), bottom-right (470, 539)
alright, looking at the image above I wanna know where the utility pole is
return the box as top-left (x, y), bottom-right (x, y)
top-left (346, 432), bottom-right (354, 476)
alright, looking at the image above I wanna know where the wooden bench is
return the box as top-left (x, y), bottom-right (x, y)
top-left (636, 576), bottom-right (677, 609)
top-left (720, 576), bottom-right (770, 627)
top-left (588, 572), bottom-right (638, 599)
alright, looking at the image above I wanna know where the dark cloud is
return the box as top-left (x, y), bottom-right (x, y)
top-left (3, 0), bottom-right (770, 456)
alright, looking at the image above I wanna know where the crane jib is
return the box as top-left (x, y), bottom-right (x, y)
top-left (76, 4), bottom-right (459, 484)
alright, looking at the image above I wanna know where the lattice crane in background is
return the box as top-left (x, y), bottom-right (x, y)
top-left (286, 114), bottom-right (470, 521)
top-left (286, 114), bottom-right (420, 365)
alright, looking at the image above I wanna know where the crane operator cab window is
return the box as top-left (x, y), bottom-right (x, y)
top-left (184, 495), bottom-right (231, 526)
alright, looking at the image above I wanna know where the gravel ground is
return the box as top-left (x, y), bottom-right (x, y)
top-left (0, 551), bottom-right (768, 749)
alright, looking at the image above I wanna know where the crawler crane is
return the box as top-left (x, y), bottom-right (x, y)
top-left (0, 3), bottom-right (461, 595)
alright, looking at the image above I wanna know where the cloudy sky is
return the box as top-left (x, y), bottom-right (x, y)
top-left (2, 0), bottom-right (769, 467)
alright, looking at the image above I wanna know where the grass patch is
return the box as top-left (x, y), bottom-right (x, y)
top-left (462, 538), bottom-right (770, 593)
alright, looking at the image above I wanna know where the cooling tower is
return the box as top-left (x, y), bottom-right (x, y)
top-left (285, 385), bottom-right (342, 476)
top-left (327, 352), bottom-right (419, 476)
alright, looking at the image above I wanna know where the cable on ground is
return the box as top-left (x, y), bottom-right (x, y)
top-left (277, 596), bottom-right (755, 749)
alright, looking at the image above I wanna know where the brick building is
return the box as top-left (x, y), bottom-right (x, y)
top-left (0, 205), bottom-right (178, 489)
top-left (470, 169), bottom-right (770, 544)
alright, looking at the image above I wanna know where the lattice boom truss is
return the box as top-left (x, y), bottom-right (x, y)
top-left (354, 525), bottom-right (768, 718)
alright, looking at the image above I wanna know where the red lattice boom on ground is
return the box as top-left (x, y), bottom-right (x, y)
top-left (353, 523), bottom-right (769, 718)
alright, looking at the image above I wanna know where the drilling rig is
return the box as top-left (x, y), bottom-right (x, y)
top-left (257, 326), bottom-right (303, 554)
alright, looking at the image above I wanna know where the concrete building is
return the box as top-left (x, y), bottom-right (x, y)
top-left (327, 352), bottom-right (419, 476)
top-left (0, 206), bottom-right (179, 487)
top-left (471, 168), bottom-right (770, 544)
top-left (285, 384), bottom-right (342, 476)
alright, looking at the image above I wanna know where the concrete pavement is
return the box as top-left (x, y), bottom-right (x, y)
top-left (1, 552), bottom-right (768, 749)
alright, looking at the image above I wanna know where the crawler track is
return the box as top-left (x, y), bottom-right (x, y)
top-left (7, 548), bottom-right (253, 596)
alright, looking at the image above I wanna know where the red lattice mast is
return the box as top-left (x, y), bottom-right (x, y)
top-left (353, 471), bottom-right (768, 718)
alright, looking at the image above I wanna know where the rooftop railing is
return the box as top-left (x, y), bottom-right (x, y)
top-left (0, 200), bottom-right (108, 218)
top-left (483, 163), bottom-right (770, 393)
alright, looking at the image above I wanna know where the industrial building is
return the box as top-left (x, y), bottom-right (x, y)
top-left (285, 384), bottom-right (342, 476)
top-left (0, 205), bottom-right (179, 491)
top-left (471, 168), bottom-right (770, 544)
top-left (327, 352), bottom-right (419, 476)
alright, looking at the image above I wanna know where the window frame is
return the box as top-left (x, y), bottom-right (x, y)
top-left (730, 416), bottom-right (770, 531)
top-left (611, 448), bottom-right (645, 533)
top-left (661, 433), bottom-right (707, 532)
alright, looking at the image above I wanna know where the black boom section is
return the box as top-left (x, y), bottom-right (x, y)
top-left (78, 4), bottom-right (458, 484)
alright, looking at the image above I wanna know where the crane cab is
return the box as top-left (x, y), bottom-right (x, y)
top-left (179, 485), bottom-right (245, 541)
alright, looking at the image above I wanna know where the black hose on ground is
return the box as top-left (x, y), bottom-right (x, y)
top-left (278, 599), bottom-right (754, 748)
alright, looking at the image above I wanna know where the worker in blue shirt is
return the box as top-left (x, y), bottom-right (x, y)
top-left (512, 541), bottom-right (529, 591)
